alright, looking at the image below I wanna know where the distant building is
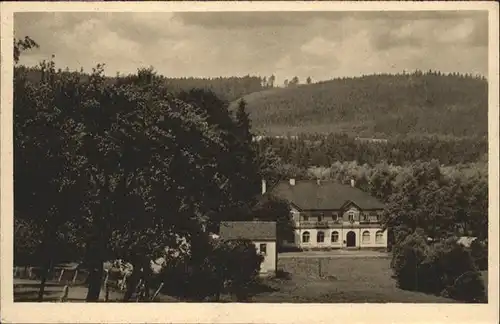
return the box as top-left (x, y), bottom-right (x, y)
top-left (263, 179), bottom-right (388, 250)
top-left (252, 135), bottom-right (298, 142)
top-left (355, 137), bottom-right (388, 144)
top-left (219, 221), bottom-right (277, 274)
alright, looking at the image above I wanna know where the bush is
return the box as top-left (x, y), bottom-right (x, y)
top-left (392, 233), bottom-right (486, 302)
top-left (470, 239), bottom-right (488, 271)
top-left (224, 239), bottom-right (264, 301)
top-left (158, 237), bottom-right (263, 302)
top-left (423, 238), bottom-right (486, 302)
top-left (391, 230), bottom-right (429, 290)
top-left (445, 270), bottom-right (486, 303)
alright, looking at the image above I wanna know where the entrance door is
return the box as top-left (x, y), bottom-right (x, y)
top-left (346, 231), bottom-right (356, 247)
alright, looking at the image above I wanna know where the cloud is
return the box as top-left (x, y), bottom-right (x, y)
top-left (14, 11), bottom-right (488, 84)
top-left (301, 37), bottom-right (338, 56)
top-left (174, 11), bottom-right (344, 29)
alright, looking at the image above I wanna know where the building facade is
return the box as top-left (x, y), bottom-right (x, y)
top-left (265, 179), bottom-right (388, 250)
top-left (219, 221), bottom-right (277, 274)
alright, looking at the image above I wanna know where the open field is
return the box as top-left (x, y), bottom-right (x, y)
top-left (15, 253), bottom-right (480, 303)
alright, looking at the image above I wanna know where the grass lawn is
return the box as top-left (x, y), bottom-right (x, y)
top-left (245, 256), bottom-right (457, 303)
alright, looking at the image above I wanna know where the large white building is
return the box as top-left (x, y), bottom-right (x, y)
top-left (264, 179), bottom-right (388, 250)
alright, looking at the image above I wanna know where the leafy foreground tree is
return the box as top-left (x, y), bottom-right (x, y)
top-left (13, 36), bottom-right (39, 64)
top-left (79, 67), bottom-right (244, 301)
top-left (14, 59), bottom-right (90, 300)
top-left (176, 91), bottom-right (262, 230)
top-left (14, 61), bottom-right (268, 301)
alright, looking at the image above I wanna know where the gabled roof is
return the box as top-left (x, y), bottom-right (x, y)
top-left (219, 221), bottom-right (276, 241)
top-left (269, 180), bottom-right (384, 211)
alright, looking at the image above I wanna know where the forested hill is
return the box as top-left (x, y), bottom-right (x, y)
top-left (232, 72), bottom-right (488, 138)
top-left (17, 66), bottom-right (265, 102)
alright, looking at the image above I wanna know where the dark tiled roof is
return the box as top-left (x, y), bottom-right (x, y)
top-left (219, 221), bottom-right (276, 241)
top-left (269, 180), bottom-right (384, 210)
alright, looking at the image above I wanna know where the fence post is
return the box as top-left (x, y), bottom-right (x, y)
top-left (72, 269), bottom-right (78, 284)
top-left (58, 269), bottom-right (65, 282)
top-left (151, 282), bottom-right (164, 301)
top-left (59, 284), bottom-right (69, 302)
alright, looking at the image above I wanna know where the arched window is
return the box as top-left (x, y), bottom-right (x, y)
top-left (317, 231), bottom-right (325, 243)
top-left (362, 231), bottom-right (370, 243)
top-left (331, 231), bottom-right (339, 243)
top-left (376, 231), bottom-right (383, 243)
top-left (302, 231), bottom-right (310, 243)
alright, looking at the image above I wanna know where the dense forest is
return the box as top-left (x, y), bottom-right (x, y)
top-left (255, 133), bottom-right (488, 167)
top-left (17, 66), bottom-right (489, 139)
top-left (234, 71), bottom-right (488, 138)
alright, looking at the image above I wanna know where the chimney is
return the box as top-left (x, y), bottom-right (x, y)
top-left (350, 179), bottom-right (355, 187)
top-left (261, 179), bottom-right (267, 195)
top-left (289, 178), bottom-right (296, 186)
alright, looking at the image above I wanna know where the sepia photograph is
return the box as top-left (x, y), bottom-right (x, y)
top-left (1, 1), bottom-right (499, 324)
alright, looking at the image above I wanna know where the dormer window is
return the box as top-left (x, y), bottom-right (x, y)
top-left (318, 213), bottom-right (324, 222)
top-left (348, 211), bottom-right (355, 222)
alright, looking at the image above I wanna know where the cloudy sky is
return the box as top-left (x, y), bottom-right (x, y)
top-left (15, 11), bottom-right (488, 84)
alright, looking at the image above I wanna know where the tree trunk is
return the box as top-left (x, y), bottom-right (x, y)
top-left (85, 260), bottom-right (104, 302)
top-left (37, 259), bottom-right (51, 302)
top-left (37, 231), bottom-right (54, 302)
top-left (122, 263), bottom-right (141, 302)
top-left (142, 278), bottom-right (150, 301)
top-left (142, 261), bottom-right (152, 301)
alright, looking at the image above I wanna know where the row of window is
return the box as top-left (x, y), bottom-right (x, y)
top-left (299, 211), bottom-right (380, 222)
top-left (301, 230), bottom-right (384, 243)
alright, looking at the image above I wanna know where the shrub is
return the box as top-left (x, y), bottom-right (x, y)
top-left (445, 270), bottom-right (486, 303)
top-left (423, 238), bottom-right (486, 302)
top-left (470, 239), bottom-right (488, 271)
top-left (392, 233), bottom-right (487, 302)
top-left (158, 237), bottom-right (263, 302)
top-left (224, 239), bottom-right (264, 301)
top-left (391, 229), bottom-right (429, 290)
